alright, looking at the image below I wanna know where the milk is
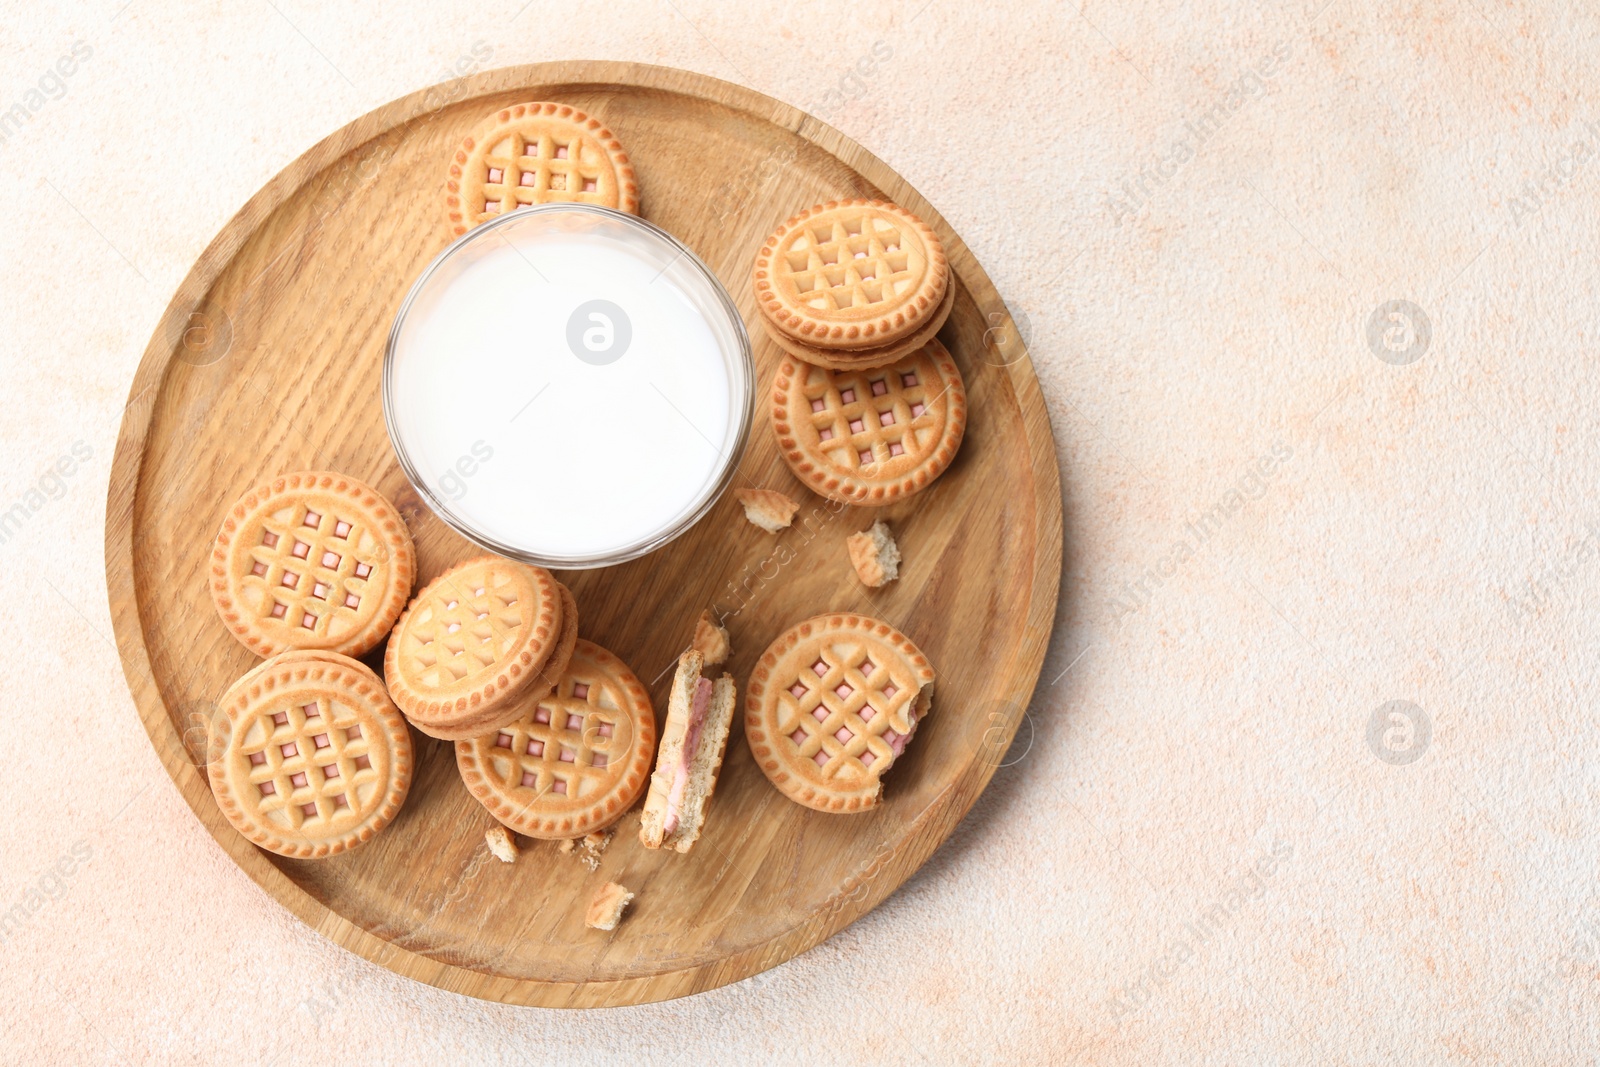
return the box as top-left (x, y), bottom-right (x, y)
top-left (385, 207), bottom-right (750, 564)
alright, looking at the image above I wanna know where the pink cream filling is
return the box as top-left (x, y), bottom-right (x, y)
top-left (662, 677), bottom-right (714, 836)
top-left (884, 701), bottom-right (923, 758)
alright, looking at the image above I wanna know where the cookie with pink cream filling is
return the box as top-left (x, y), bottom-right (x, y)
top-left (456, 639), bottom-right (655, 839)
top-left (384, 556), bottom-right (566, 740)
top-left (209, 470), bottom-right (415, 658)
top-left (208, 651), bottom-right (413, 858)
top-left (444, 101), bottom-right (639, 236)
top-left (770, 340), bottom-right (966, 506)
top-left (745, 613), bottom-right (935, 813)
top-left (639, 650), bottom-right (736, 852)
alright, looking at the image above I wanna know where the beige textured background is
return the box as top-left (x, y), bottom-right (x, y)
top-left (2, 0), bottom-right (1596, 1062)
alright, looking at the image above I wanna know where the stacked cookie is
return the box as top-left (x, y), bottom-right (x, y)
top-left (752, 200), bottom-right (967, 507)
top-left (383, 555), bottom-right (577, 740)
top-left (205, 469), bottom-right (665, 856)
top-left (753, 199), bottom-right (952, 370)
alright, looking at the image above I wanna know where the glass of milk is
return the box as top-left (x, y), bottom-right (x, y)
top-left (383, 204), bottom-right (753, 568)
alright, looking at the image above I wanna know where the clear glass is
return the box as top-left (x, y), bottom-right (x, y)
top-left (383, 204), bottom-right (753, 568)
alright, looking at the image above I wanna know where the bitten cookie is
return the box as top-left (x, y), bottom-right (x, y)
top-left (745, 613), bottom-right (935, 813)
top-left (639, 650), bottom-right (736, 853)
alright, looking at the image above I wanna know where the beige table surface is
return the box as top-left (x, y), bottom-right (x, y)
top-left (3, 0), bottom-right (1597, 1062)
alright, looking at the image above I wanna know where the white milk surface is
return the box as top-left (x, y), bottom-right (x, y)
top-left (388, 215), bottom-right (740, 560)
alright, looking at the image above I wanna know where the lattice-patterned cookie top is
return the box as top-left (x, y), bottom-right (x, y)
top-left (457, 639), bottom-right (655, 839)
top-left (754, 199), bottom-right (947, 348)
top-left (444, 101), bottom-right (639, 235)
top-left (746, 614), bottom-right (935, 813)
top-left (210, 471), bottom-right (415, 658)
top-left (209, 653), bottom-right (412, 858)
top-left (771, 340), bottom-right (967, 505)
top-left (384, 556), bottom-right (563, 730)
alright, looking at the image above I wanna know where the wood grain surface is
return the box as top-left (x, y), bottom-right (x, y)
top-left (104, 61), bottom-right (1062, 1007)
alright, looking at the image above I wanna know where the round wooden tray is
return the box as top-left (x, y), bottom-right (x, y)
top-left (105, 62), bottom-right (1061, 1007)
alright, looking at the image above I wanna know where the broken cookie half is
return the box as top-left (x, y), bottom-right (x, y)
top-left (639, 649), bottom-right (736, 853)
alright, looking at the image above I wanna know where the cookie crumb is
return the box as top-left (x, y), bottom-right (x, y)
top-left (735, 488), bottom-right (799, 533)
top-left (484, 825), bottom-right (518, 863)
top-left (692, 609), bottom-right (731, 667)
top-left (557, 829), bottom-right (612, 870)
top-left (585, 881), bottom-right (635, 931)
top-left (847, 520), bottom-right (900, 587)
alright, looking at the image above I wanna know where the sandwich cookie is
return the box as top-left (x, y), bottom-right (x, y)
top-left (197, 647), bottom-right (391, 770)
top-left (640, 650), bottom-right (736, 853)
top-left (456, 639), bottom-right (655, 839)
top-left (753, 199), bottom-right (949, 369)
top-left (223, 647), bottom-right (386, 705)
top-left (445, 101), bottom-right (639, 236)
top-left (746, 613), bottom-right (935, 813)
top-left (208, 651), bottom-right (413, 858)
top-left (771, 339), bottom-right (966, 505)
top-left (759, 282), bottom-right (956, 371)
top-left (209, 471), bottom-right (415, 658)
top-left (384, 556), bottom-right (568, 740)
top-left (523, 579), bottom-right (579, 709)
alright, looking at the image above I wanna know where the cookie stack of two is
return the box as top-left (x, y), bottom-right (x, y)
top-left (753, 198), bottom-right (953, 371)
top-left (387, 554), bottom-right (661, 842)
top-left (383, 556), bottom-right (578, 741)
